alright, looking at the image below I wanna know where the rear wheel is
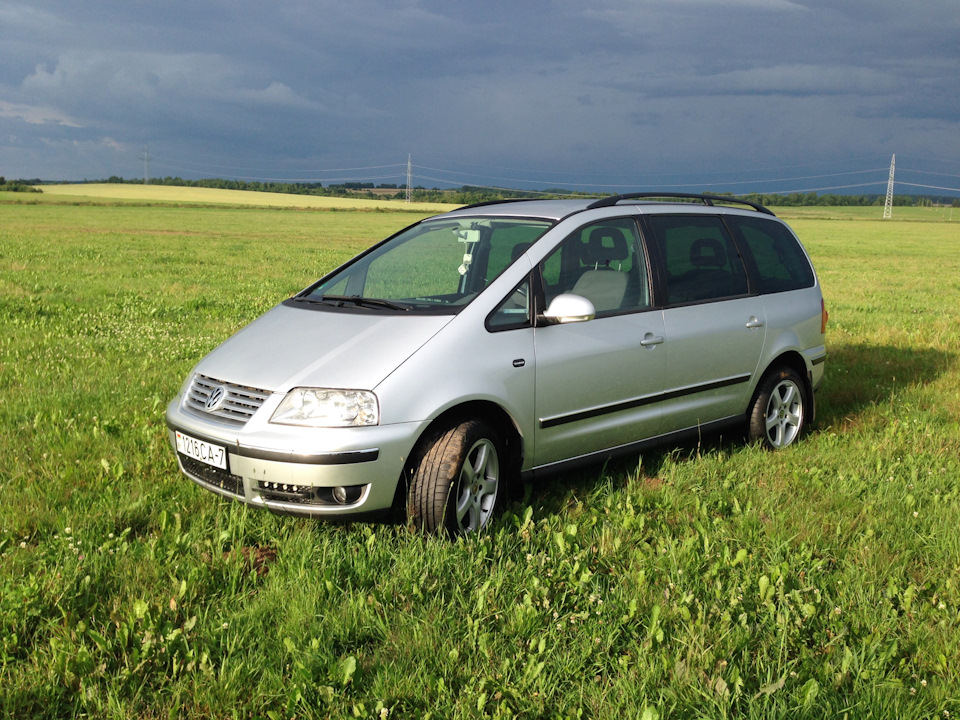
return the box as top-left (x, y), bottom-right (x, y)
top-left (748, 367), bottom-right (807, 449)
top-left (407, 419), bottom-right (503, 537)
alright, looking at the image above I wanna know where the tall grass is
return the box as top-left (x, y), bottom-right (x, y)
top-left (1, 201), bottom-right (958, 718)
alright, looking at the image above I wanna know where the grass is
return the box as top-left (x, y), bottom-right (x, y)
top-left (1, 196), bottom-right (958, 718)
top-left (777, 205), bottom-right (959, 223)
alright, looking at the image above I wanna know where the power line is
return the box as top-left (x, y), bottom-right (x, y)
top-left (414, 165), bottom-right (889, 190)
top-left (414, 152), bottom-right (895, 179)
top-left (897, 154), bottom-right (960, 167)
top-left (897, 169), bottom-right (960, 180)
top-left (152, 167), bottom-right (405, 183)
top-left (151, 154), bottom-right (404, 175)
top-left (759, 182), bottom-right (887, 195)
top-left (415, 166), bottom-right (896, 193)
top-left (897, 181), bottom-right (960, 193)
top-left (412, 175), bottom-right (587, 197)
top-left (134, 147), bottom-right (959, 196)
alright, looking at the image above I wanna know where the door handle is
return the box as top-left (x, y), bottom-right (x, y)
top-left (745, 317), bottom-right (765, 329)
top-left (640, 334), bottom-right (664, 347)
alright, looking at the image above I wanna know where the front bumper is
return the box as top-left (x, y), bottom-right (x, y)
top-left (165, 395), bottom-right (421, 517)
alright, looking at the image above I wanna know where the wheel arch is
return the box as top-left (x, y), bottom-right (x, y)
top-left (393, 400), bottom-right (525, 512)
top-left (753, 350), bottom-right (816, 422)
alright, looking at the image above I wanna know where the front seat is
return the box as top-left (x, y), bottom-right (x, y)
top-left (571, 227), bottom-right (629, 313)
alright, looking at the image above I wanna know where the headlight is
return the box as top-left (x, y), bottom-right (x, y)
top-left (270, 388), bottom-right (379, 428)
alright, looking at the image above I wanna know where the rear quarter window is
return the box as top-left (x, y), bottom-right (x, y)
top-left (727, 216), bottom-right (815, 294)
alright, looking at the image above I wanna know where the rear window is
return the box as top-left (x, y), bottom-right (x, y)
top-left (727, 216), bottom-right (815, 293)
top-left (645, 215), bottom-right (748, 304)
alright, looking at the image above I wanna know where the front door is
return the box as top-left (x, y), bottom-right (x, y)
top-left (532, 217), bottom-right (666, 468)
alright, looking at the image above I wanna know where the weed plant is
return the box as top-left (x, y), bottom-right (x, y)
top-left (1, 201), bottom-right (958, 718)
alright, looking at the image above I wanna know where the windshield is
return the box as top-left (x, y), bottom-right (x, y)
top-left (295, 216), bottom-right (552, 312)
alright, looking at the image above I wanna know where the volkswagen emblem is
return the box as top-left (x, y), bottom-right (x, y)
top-left (205, 385), bottom-right (227, 412)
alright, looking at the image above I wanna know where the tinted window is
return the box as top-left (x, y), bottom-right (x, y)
top-left (727, 216), bottom-right (815, 293)
top-left (646, 215), bottom-right (748, 304)
top-left (540, 217), bottom-right (651, 316)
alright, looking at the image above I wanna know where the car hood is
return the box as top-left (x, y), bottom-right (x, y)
top-left (193, 303), bottom-right (453, 392)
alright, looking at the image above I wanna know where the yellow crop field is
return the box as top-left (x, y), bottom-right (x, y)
top-left (34, 182), bottom-right (457, 213)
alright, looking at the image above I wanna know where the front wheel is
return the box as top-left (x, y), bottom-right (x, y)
top-left (748, 367), bottom-right (808, 449)
top-left (407, 419), bottom-right (504, 537)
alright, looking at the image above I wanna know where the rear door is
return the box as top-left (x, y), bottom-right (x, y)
top-left (644, 214), bottom-right (767, 433)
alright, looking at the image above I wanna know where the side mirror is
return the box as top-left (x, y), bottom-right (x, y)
top-left (542, 293), bottom-right (596, 324)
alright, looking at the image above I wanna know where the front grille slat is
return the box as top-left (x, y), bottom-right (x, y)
top-left (257, 481), bottom-right (316, 504)
top-left (180, 455), bottom-right (244, 496)
top-left (184, 374), bottom-right (271, 426)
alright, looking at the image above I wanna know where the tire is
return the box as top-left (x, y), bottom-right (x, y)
top-left (748, 367), bottom-right (807, 449)
top-left (407, 419), bottom-right (503, 537)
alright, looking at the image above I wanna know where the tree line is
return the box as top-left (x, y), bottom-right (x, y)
top-left (27, 176), bottom-right (960, 207)
top-left (0, 177), bottom-right (42, 192)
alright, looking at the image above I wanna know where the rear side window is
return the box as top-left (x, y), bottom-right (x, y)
top-left (727, 216), bottom-right (815, 294)
top-left (646, 215), bottom-right (748, 304)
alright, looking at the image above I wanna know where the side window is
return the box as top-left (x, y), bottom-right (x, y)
top-left (726, 216), bottom-right (815, 294)
top-left (646, 215), bottom-right (748, 305)
top-left (540, 217), bottom-right (650, 316)
top-left (487, 278), bottom-right (532, 331)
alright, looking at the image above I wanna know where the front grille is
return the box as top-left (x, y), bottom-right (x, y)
top-left (184, 374), bottom-right (271, 426)
top-left (180, 455), bottom-right (244, 496)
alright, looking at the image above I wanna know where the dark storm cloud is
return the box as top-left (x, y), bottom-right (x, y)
top-left (1, 0), bottom-right (957, 192)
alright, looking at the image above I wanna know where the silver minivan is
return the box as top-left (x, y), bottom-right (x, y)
top-left (166, 193), bottom-right (827, 536)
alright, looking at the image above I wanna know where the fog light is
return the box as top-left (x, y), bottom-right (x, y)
top-left (332, 486), bottom-right (348, 505)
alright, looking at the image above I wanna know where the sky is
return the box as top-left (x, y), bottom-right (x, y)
top-left (1, 0), bottom-right (959, 196)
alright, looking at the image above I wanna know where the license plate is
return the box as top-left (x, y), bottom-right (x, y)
top-left (176, 431), bottom-right (227, 470)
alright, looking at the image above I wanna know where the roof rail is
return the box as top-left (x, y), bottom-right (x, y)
top-left (454, 197), bottom-right (546, 211)
top-left (586, 192), bottom-right (775, 216)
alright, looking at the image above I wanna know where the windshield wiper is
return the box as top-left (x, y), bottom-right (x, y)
top-left (298, 294), bottom-right (412, 311)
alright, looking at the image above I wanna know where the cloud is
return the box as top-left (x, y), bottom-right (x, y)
top-left (0, 1), bottom-right (956, 187)
top-left (99, 137), bottom-right (127, 152)
top-left (655, 64), bottom-right (901, 98)
top-left (239, 81), bottom-right (313, 108)
top-left (0, 100), bottom-right (83, 127)
top-left (23, 52), bottom-right (311, 107)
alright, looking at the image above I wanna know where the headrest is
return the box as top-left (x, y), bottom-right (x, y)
top-left (511, 242), bottom-right (532, 262)
top-left (690, 237), bottom-right (726, 268)
top-left (585, 227), bottom-right (629, 265)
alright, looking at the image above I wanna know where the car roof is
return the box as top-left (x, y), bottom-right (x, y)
top-left (438, 199), bottom-right (594, 222)
top-left (433, 193), bottom-right (776, 223)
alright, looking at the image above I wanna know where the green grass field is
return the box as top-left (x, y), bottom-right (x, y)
top-left (1, 191), bottom-right (958, 718)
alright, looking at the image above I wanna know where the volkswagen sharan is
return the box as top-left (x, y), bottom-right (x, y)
top-left (166, 193), bottom-right (827, 536)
